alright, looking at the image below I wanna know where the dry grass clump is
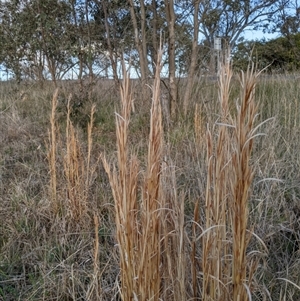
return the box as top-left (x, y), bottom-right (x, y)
top-left (47, 89), bottom-right (98, 223)
top-left (102, 50), bottom-right (187, 301)
top-left (203, 63), bottom-right (233, 301)
top-left (160, 160), bottom-right (186, 301)
top-left (230, 65), bottom-right (261, 300)
top-left (102, 51), bottom-right (163, 300)
top-left (202, 62), bottom-right (269, 301)
top-left (0, 85), bottom-right (117, 300)
top-left (102, 55), bottom-right (269, 300)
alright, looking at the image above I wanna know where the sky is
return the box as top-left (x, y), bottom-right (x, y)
top-left (245, 30), bottom-right (280, 42)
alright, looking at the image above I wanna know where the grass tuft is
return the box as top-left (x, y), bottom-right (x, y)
top-left (102, 48), bottom-right (164, 300)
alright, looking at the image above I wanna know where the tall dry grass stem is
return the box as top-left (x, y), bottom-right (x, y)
top-left (48, 89), bottom-right (59, 213)
top-left (203, 62), bottom-right (264, 301)
top-left (139, 50), bottom-right (163, 300)
top-left (102, 49), bottom-right (164, 300)
top-left (231, 65), bottom-right (261, 301)
top-left (47, 90), bottom-right (97, 222)
top-left (191, 199), bottom-right (200, 299)
top-left (194, 103), bottom-right (205, 146)
top-left (102, 67), bottom-right (139, 300)
top-left (90, 213), bottom-right (102, 299)
top-left (63, 96), bottom-right (87, 220)
top-left (159, 153), bottom-right (186, 301)
top-left (203, 62), bottom-right (233, 301)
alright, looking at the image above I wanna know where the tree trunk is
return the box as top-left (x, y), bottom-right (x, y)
top-left (101, 0), bottom-right (120, 88)
top-left (92, 0), bottom-right (119, 89)
top-left (128, 0), bottom-right (149, 90)
top-left (85, 0), bottom-right (94, 84)
top-left (183, 0), bottom-right (200, 116)
top-left (165, 0), bottom-right (176, 118)
top-left (150, 0), bottom-right (159, 75)
top-left (140, 0), bottom-right (148, 78)
top-left (32, 50), bottom-right (45, 86)
top-left (46, 55), bottom-right (57, 88)
top-left (70, 0), bottom-right (83, 87)
top-left (78, 53), bottom-right (84, 88)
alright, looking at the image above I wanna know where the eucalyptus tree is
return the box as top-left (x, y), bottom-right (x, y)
top-left (92, 0), bottom-right (164, 82)
top-left (91, 0), bottom-right (132, 85)
top-left (273, 0), bottom-right (300, 65)
top-left (0, 0), bottom-right (74, 85)
top-left (27, 0), bottom-right (74, 86)
top-left (68, 0), bottom-right (100, 84)
top-left (195, 0), bottom-right (285, 73)
top-left (199, 0), bottom-right (283, 48)
top-left (182, 0), bottom-right (200, 115)
top-left (0, 0), bottom-right (32, 82)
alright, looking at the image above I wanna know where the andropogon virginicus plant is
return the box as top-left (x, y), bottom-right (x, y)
top-left (203, 62), bottom-right (267, 301)
top-left (102, 49), bottom-right (163, 300)
top-left (47, 90), bottom-right (97, 223)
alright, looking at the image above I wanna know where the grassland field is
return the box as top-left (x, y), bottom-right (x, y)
top-left (0, 71), bottom-right (300, 300)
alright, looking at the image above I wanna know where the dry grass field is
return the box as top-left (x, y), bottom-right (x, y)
top-left (1, 64), bottom-right (300, 300)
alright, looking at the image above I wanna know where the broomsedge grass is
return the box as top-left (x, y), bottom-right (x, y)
top-left (45, 90), bottom-right (106, 298)
top-left (139, 51), bottom-right (162, 300)
top-left (230, 65), bottom-right (261, 301)
top-left (102, 48), bottom-right (192, 301)
top-left (102, 49), bottom-right (164, 300)
top-left (203, 62), bottom-right (232, 301)
top-left (103, 55), bottom-right (268, 300)
top-left (48, 89), bottom-right (59, 214)
top-left (64, 95), bottom-right (87, 220)
top-left (202, 62), bottom-right (267, 301)
top-left (159, 153), bottom-right (186, 301)
top-left (48, 90), bottom-right (97, 223)
top-left (102, 68), bottom-right (139, 300)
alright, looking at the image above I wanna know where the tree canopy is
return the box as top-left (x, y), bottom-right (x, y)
top-left (232, 33), bottom-right (300, 72)
top-left (0, 0), bottom-right (296, 84)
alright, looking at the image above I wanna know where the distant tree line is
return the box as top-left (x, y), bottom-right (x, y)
top-left (233, 33), bottom-right (300, 72)
top-left (0, 0), bottom-right (298, 113)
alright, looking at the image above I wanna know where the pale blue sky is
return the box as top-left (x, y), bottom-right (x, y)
top-left (244, 30), bottom-right (280, 42)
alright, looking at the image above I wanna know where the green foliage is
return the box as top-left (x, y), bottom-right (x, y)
top-left (0, 0), bottom-right (286, 82)
top-left (233, 33), bottom-right (300, 72)
top-left (0, 0), bottom-right (73, 82)
top-left (199, 0), bottom-right (280, 48)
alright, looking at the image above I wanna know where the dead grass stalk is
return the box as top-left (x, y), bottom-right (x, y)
top-left (203, 62), bottom-right (263, 301)
top-left (102, 49), bottom-right (163, 300)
